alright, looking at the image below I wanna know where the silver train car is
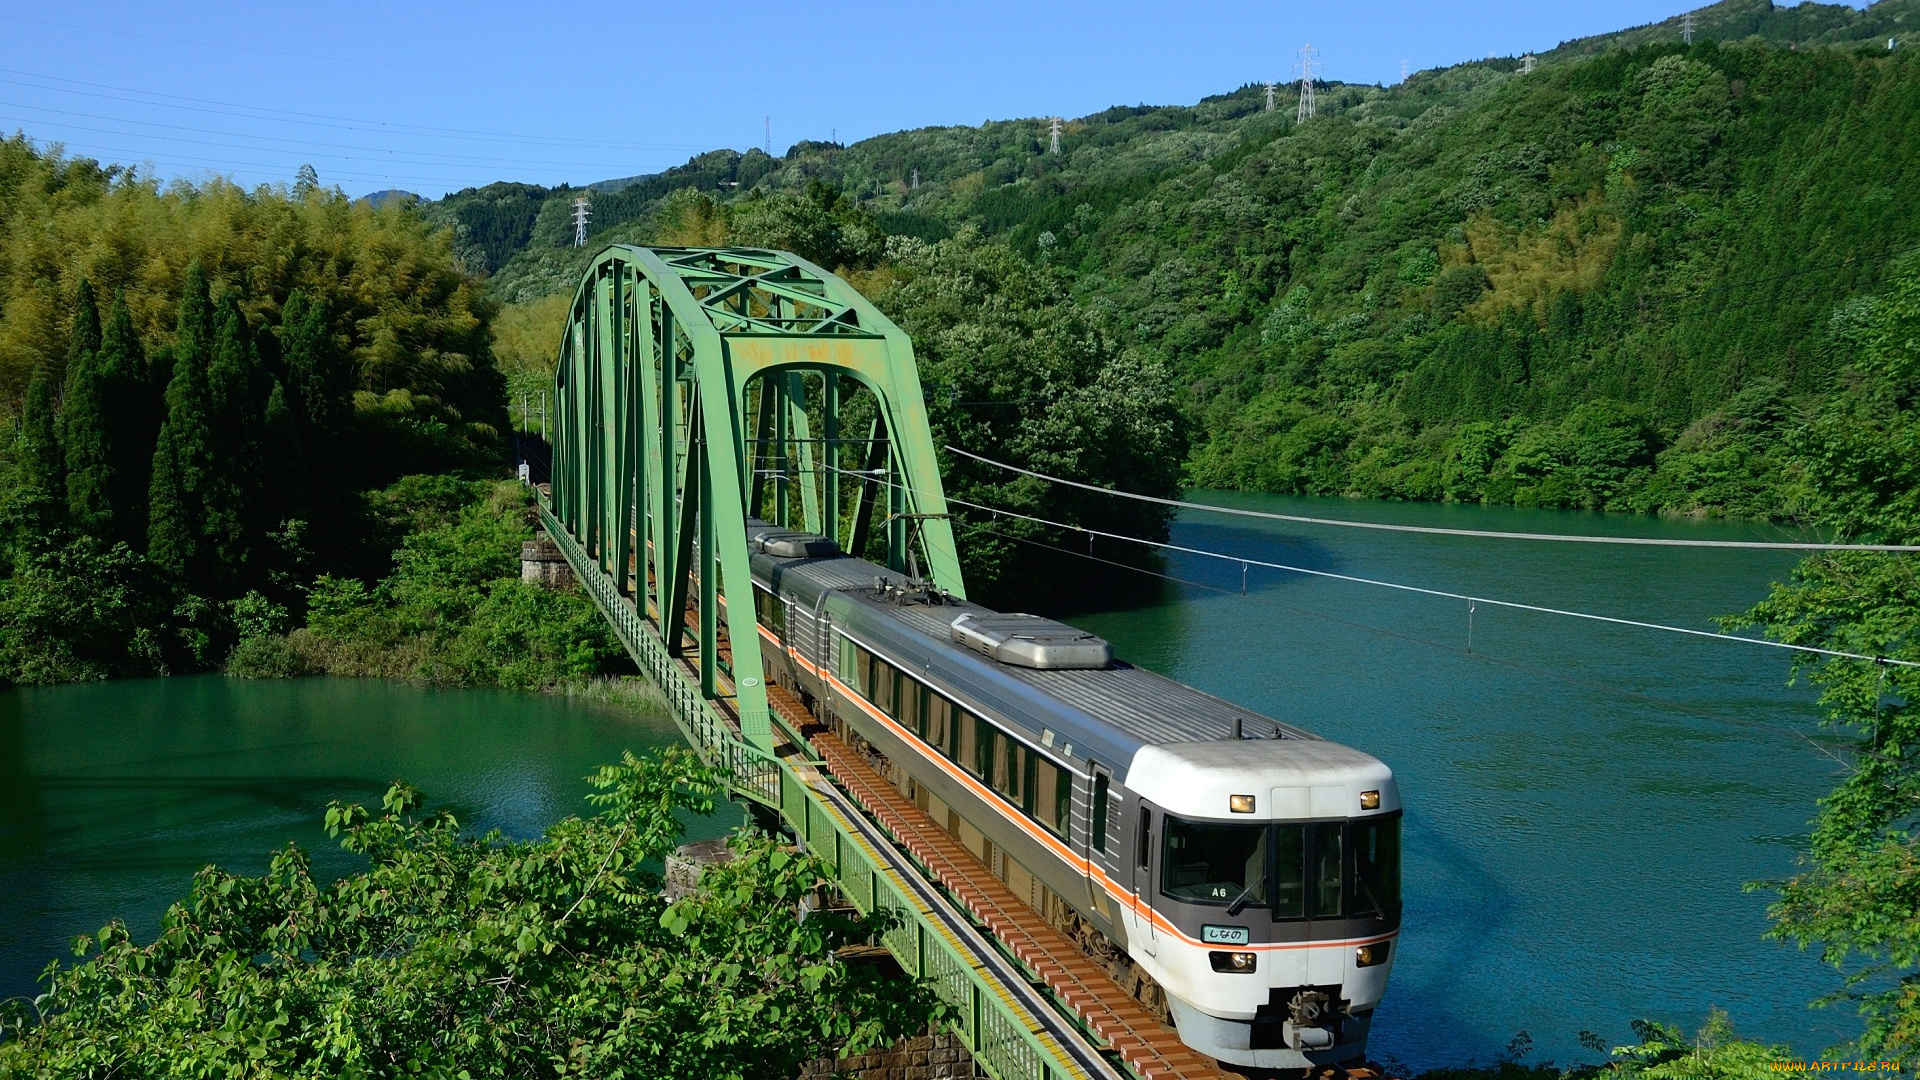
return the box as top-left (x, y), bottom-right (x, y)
top-left (744, 522), bottom-right (1402, 1069)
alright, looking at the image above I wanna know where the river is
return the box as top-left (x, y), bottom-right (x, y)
top-left (0, 495), bottom-right (1850, 1069)
top-left (0, 676), bottom-right (723, 1008)
top-left (1070, 492), bottom-right (1846, 1067)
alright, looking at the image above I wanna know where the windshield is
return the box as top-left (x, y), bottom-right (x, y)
top-left (1161, 813), bottom-right (1403, 919)
top-left (1162, 818), bottom-right (1267, 906)
top-left (1351, 815), bottom-right (1401, 918)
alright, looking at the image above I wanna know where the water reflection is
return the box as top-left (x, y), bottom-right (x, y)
top-left (0, 676), bottom-right (715, 1002)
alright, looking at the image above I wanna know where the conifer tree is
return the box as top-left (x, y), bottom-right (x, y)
top-left (95, 295), bottom-right (152, 550)
top-left (62, 279), bottom-right (100, 388)
top-left (279, 289), bottom-right (354, 540)
top-left (12, 360), bottom-right (66, 540)
top-left (61, 283), bottom-right (112, 538)
top-left (202, 293), bottom-right (261, 583)
top-left (148, 264), bottom-right (216, 588)
top-left (259, 376), bottom-right (308, 535)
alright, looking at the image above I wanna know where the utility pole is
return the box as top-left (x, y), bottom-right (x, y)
top-left (1295, 43), bottom-right (1320, 123)
top-left (571, 196), bottom-right (590, 247)
top-left (1048, 116), bottom-right (1062, 154)
top-left (1264, 82), bottom-right (1277, 111)
top-left (1682, 11), bottom-right (1695, 45)
top-left (1520, 54), bottom-right (1536, 74)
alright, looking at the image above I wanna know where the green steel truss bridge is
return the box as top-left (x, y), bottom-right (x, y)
top-left (535, 246), bottom-right (1132, 1080)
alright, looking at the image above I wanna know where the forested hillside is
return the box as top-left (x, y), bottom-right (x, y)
top-left (0, 143), bottom-right (519, 681)
top-left (446, 0), bottom-right (1920, 522)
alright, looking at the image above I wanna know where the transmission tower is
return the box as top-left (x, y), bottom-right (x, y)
top-left (1682, 11), bottom-right (1695, 44)
top-left (1048, 116), bottom-right (1062, 154)
top-left (1520, 54), bottom-right (1536, 74)
top-left (764, 116), bottom-right (771, 154)
top-left (1294, 43), bottom-right (1320, 122)
top-left (911, 168), bottom-right (919, 189)
top-left (572, 197), bottom-right (590, 248)
top-left (1264, 82), bottom-right (1276, 111)
top-left (1400, 60), bottom-right (1409, 83)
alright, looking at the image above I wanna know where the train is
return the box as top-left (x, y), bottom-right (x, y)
top-left (743, 520), bottom-right (1402, 1070)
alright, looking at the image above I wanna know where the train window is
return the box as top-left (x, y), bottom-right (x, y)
top-left (946, 702), bottom-right (963, 759)
top-left (1136, 810), bottom-right (1152, 870)
top-left (1350, 815), bottom-right (1401, 917)
top-left (753, 586), bottom-right (785, 636)
top-left (1090, 772), bottom-right (1109, 853)
top-left (874, 662), bottom-right (897, 719)
top-left (1033, 759), bottom-right (1072, 840)
top-left (958, 712), bottom-right (983, 778)
top-left (855, 645), bottom-right (875, 701)
top-left (925, 694), bottom-right (951, 755)
top-left (974, 716), bottom-right (995, 782)
top-left (901, 680), bottom-right (925, 736)
top-left (1272, 825), bottom-right (1306, 919)
top-left (992, 730), bottom-right (1023, 804)
top-left (1162, 816), bottom-right (1268, 908)
top-left (839, 637), bottom-right (857, 685)
top-left (1312, 822), bottom-right (1344, 918)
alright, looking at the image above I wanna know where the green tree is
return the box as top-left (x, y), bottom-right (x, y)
top-left (0, 750), bottom-right (941, 1076)
top-left (7, 360), bottom-right (66, 547)
top-left (202, 293), bottom-right (262, 587)
top-left (59, 284), bottom-right (111, 538)
top-left (279, 288), bottom-right (353, 517)
top-left (97, 294), bottom-right (153, 550)
top-left (147, 264), bottom-right (216, 589)
top-left (59, 278), bottom-right (99, 391)
top-left (871, 233), bottom-right (1186, 607)
top-left (1733, 262), bottom-right (1920, 1059)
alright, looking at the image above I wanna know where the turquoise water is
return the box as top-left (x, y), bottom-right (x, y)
top-left (0, 676), bottom-right (722, 1004)
top-left (1070, 493), bottom-right (1848, 1068)
top-left (0, 498), bottom-right (1854, 1067)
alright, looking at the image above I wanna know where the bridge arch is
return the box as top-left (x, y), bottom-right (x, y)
top-left (545, 245), bottom-right (964, 750)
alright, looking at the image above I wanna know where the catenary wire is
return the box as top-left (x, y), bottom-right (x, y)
top-left (813, 459), bottom-right (1918, 669)
top-left (942, 445), bottom-right (1920, 552)
top-left (0, 102), bottom-right (659, 172)
top-left (9, 138), bottom-right (471, 187)
top-left (973, 519), bottom-right (1872, 773)
top-left (0, 70), bottom-right (714, 151)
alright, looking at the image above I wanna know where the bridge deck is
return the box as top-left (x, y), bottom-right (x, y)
top-left (764, 684), bottom-right (1231, 1080)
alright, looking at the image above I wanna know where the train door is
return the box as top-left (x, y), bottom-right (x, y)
top-left (1130, 801), bottom-right (1157, 956)
top-left (1084, 763), bottom-right (1112, 916)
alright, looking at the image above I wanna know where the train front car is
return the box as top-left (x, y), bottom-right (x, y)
top-left (1124, 739), bottom-right (1401, 1069)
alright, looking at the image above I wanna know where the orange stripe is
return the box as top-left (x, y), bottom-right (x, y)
top-left (757, 622), bottom-right (1398, 955)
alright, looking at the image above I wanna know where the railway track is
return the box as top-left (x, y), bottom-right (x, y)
top-left (764, 682), bottom-right (1232, 1080)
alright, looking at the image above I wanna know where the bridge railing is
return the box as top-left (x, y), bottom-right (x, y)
top-left (538, 501), bottom-right (1099, 1080)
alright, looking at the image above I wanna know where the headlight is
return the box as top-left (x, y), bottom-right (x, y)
top-left (1355, 941), bottom-right (1391, 968)
top-left (1209, 950), bottom-right (1258, 973)
top-left (1360, 790), bottom-right (1381, 810)
top-left (1229, 794), bottom-right (1256, 813)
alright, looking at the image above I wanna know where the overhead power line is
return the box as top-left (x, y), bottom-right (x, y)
top-left (0, 69), bottom-right (711, 152)
top-left (0, 105), bottom-right (649, 173)
top-left (937, 486), bottom-right (1920, 670)
top-left (942, 445), bottom-right (1920, 552)
top-left (816, 458), bottom-right (1917, 668)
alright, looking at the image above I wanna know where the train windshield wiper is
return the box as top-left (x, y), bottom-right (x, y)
top-left (1225, 881), bottom-right (1261, 916)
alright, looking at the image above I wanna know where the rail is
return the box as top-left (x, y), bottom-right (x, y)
top-left (538, 500), bottom-right (1123, 1080)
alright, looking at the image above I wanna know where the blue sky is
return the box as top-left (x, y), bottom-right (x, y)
top-left (0, 2), bottom-right (1855, 199)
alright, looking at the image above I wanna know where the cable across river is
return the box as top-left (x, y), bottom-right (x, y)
top-left (942, 445), bottom-right (1920, 552)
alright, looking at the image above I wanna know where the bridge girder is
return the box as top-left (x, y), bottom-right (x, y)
top-left (547, 245), bottom-right (965, 751)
